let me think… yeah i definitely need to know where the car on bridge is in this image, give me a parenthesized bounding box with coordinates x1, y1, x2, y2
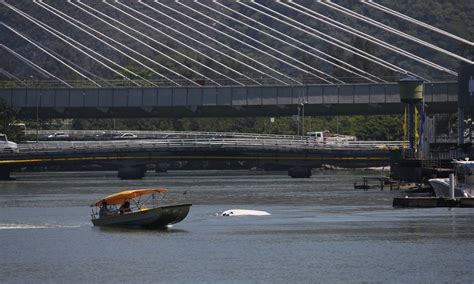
(0, 133, 19, 153)
(114, 133, 138, 139)
(47, 131, 70, 139)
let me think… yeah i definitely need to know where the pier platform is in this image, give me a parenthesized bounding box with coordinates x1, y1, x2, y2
(354, 176, 395, 191)
(393, 197, 474, 208)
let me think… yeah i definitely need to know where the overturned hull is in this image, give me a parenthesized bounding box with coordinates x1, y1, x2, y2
(92, 204, 192, 229)
(428, 178, 472, 198)
(221, 209, 271, 216)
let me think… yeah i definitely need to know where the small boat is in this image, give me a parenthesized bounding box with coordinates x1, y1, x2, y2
(428, 160, 474, 198)
(91, 189, 191, 229)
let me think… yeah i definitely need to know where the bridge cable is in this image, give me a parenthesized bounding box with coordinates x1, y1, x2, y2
(4, 10, 114, 87)
(32, 39, 113, 87)
(241, 1, 430, 81)
(194, 1, 344, 84)
(173, 0, 309, 85)
(321, 1, 472, 64)
(8, 33, 111, 87)
(10, 2, 153, 87)
(2, 2, 148, 87)
(108, 1, 244, 86)
(1, 23, 97, 87)
(73, 0, 214, 87)
(212, 1, 384, 83)
(115, 1, 260, 86)
(237, 1, 414, 80)
(138, 1, 284, 86)
(362, 0, 474, 47)
(0, 67, 29, 87)
(64, 1, 188, 87)
(84, 0, 222, 86)
(263, 1, 434, 79)
(151, 0, 294, 85)
(316, 1, 473, 69)
(35, 0, 178, 87)
(186, 1, 338, 84)
(283, 1, 458, 76)
(0, 44, 51, 80)
(0, 42, 73, 88)
(129, 3, 264, 87)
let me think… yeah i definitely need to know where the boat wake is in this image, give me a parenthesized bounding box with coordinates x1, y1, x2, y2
(0, 223, 81, 230)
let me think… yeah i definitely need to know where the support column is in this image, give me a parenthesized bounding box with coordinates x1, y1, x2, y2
(408, 103, 415, 151)
(118, 165, 147, 180)
(0, 166, 13, 181)
(398, 76, 424, 159)
(155, 162, 169, 173)
(458, 107, 465, 147)
(288, 167, 312, 178)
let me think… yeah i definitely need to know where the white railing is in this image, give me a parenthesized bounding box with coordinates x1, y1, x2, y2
(25, 129, 305, 140)
(15, 138, 405, 154)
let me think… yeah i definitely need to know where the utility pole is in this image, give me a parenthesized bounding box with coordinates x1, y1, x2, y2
(301, 102, 305, 136)
(36, 92, 41, 144)
(297, 104, 301, 136)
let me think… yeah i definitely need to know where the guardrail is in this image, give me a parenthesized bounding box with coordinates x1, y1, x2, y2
(25, 130, 304, 140)
(0, 76, 456, 88)
(14, 138, 406, 155)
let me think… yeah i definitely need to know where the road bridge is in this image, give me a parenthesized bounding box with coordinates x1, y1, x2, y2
(0, 81, 458, 118)
(0, 138, 397, 180)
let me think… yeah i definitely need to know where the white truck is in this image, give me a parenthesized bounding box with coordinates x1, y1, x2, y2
(0, 133, 19, 153)
(305, 131, 356, 144)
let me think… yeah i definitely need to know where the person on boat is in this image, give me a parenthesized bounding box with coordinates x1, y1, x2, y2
(119, 201, 131, 214)
(99, 201, 110, 218)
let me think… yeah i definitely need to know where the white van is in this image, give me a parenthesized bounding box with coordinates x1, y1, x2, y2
(305, 131, 325, 142)
(305, 131, 357, 144)
(0, 133, 19, 153)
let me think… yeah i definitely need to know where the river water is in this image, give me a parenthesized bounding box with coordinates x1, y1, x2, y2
(0, 170, 473, 283)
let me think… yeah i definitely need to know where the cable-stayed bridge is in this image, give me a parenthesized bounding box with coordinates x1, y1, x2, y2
(0, 0, 471, 118)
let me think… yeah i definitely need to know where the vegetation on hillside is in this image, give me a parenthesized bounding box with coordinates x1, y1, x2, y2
(69, 115, 405, 141)
(0, 100, 23, 141)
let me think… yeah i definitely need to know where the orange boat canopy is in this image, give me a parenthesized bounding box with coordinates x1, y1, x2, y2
(93, 189, 168, 206)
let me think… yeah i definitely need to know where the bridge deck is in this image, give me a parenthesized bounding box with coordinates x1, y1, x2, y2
(0, 82, 457, 118)
(0, 139, 396, 169)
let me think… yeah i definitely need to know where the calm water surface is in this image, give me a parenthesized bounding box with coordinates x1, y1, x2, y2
(0, 170, 473, 283)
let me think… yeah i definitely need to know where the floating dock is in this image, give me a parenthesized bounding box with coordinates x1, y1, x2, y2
(393, 197, 474, 208)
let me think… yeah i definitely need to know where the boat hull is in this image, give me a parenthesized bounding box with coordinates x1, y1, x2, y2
(428, 178, 470, 198)
(91, 204, 192, 229)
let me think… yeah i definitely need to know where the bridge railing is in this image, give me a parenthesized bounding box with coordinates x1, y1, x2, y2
(15, 138, 406, 154)
(25, 130, 408, 146)
(26, 129, 303, 141)
(0, 75, 457, 88)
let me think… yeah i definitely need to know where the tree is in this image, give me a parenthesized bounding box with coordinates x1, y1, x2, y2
(0, 99, 22, 142)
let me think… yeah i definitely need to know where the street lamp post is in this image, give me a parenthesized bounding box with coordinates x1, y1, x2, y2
(297, 104, 301, 136)
(301, 102, 305, 136)
(36, 92, 41, 143)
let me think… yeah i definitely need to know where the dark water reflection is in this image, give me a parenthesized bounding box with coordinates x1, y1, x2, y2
(1, 170, 473, 283)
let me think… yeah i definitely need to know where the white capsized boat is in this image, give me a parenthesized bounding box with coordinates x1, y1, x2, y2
(221, 209, 271, 216)
(428, 160, 474, 198)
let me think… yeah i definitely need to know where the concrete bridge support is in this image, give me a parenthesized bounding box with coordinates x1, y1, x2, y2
(118, 165, 147, 180)
(288, 167, 312, 178)
(0, 166, 13, 180)
(155, 162, 170, 173)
